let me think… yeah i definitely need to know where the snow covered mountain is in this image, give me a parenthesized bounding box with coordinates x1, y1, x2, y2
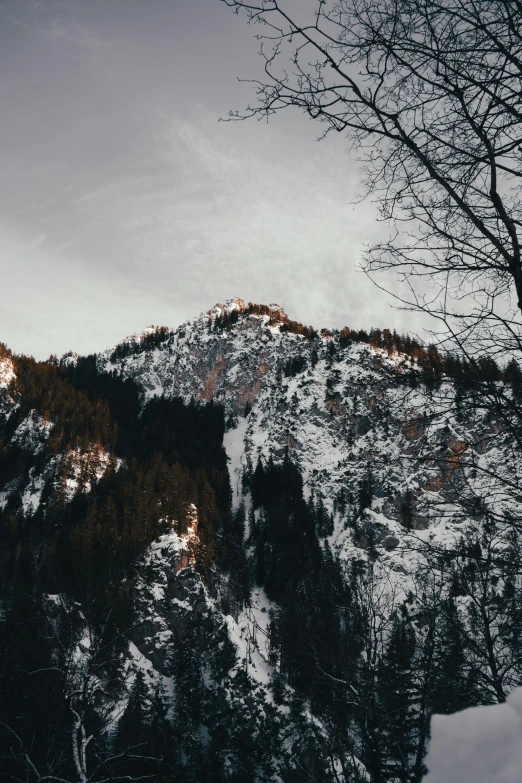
(97, 297, 519, 569)
(1, 298, 522, 782)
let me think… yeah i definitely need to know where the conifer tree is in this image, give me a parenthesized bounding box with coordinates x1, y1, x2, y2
(116, 669, 150, 752)
(379, 613, 417, 783)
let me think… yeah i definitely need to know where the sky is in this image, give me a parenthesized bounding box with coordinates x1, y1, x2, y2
(0, 0, 425, 359)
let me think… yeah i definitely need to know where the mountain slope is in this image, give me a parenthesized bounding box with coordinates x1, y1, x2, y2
(1, 299, 522, 782)
(98, 297, 521, 569)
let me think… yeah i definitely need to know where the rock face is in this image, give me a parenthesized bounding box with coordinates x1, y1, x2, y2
(131, 505, 207, 671)
(2, 297, 519, 634)
(97, 297, 521, 566)
(4, 296, 512, 562)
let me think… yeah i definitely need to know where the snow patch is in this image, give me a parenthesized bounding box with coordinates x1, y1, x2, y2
(60, 446, 115, 500)
(0, 356, 15, 389)
(425, 687, 522, 782)
(21, 468, 48, 515)
(12, 410, 53, 453)
(226, 587, 275, 686)
(224, 417, 249, 512)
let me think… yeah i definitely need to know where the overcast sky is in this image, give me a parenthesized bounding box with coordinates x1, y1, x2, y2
(0, 0, 425, 359)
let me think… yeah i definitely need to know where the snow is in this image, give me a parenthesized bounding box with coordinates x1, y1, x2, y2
(225, 587, 274, 686)
(15, 297, 522, 778)
(0, 356, 15, 389)
(425, 688, 522, 782)
(95, 298, 522, 597)
(123, 641, 175, 721)
(59, 351, 79, 367)
(223, 416, 249, 511)
(61, 446, 113, 500)
(130, 509, 202, 669)
(21, 468, 48, 515)
(12, 410, 54, 453)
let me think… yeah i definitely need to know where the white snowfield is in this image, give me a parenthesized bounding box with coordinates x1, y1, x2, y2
(425, 688, 522, 782)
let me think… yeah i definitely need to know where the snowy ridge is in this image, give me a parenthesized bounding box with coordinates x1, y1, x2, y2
(11, 409, 53, 452)
(0, 405, 117, 515)
(130, 504, 207, 668)
(126, 497, 335, 782)
(99, 297, 520, 574)
(0, 354, 17, 423)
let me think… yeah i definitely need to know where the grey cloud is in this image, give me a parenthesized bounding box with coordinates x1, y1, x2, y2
(0, 0, 429, 359)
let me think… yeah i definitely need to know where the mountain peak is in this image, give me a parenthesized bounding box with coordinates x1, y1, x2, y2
(207, 298, 247, 319)
(206, 298, 288, 322)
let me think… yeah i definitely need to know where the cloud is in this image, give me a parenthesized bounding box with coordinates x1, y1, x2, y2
(0, 3, 25, 27)
(0, 0, 432, 358)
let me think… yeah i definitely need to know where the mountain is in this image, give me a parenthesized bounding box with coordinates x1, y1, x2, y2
(1, 298, 522, 782)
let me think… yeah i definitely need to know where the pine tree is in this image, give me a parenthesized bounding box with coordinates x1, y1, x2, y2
(378, 613, 417, 783)
(431, 597, 479, 714)
(358, 466, 373, 515)
(116, 669, 150, 752)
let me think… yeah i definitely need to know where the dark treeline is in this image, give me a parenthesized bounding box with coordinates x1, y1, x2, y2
(340, 327, 517, 389)
(0, 352, 231, 603)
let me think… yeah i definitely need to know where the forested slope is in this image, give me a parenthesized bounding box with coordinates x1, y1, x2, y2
(1, 299, 522, 782)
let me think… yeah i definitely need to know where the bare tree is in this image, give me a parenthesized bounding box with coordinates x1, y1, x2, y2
(416, 511, 522, 704)
(221, 0, 522, 355)
(0, 595, 157, 783)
